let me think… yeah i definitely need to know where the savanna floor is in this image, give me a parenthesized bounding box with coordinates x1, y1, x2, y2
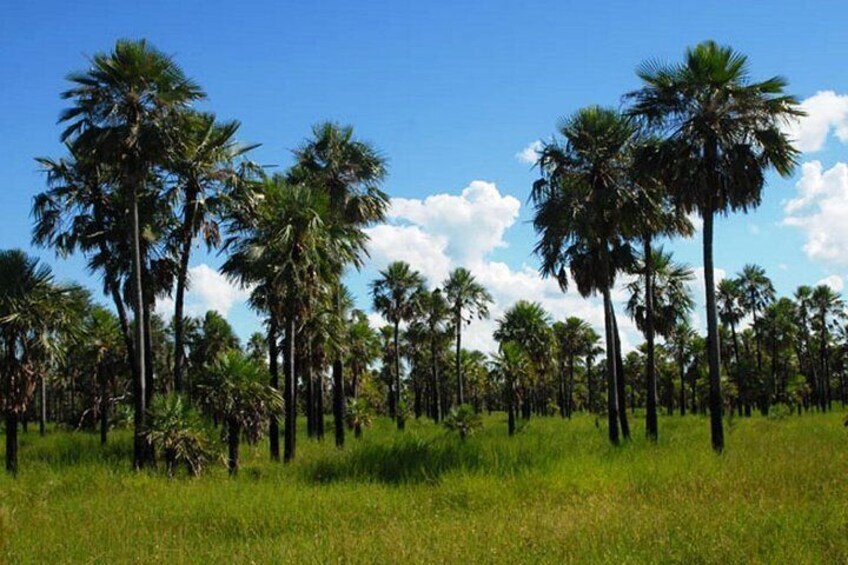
(1, 410, 847, 563)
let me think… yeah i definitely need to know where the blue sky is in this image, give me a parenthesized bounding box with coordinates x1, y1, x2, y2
(4, 1, 848, 351)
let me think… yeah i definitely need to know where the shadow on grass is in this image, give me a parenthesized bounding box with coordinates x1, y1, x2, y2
(304, 428, 563, 485)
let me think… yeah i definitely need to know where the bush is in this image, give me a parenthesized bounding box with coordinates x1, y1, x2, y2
(147, 394, 216, 478)
(443, 404, 483, 440)
(346, 399, 373, 438)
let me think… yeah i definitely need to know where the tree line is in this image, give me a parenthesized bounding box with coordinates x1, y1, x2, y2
(1, 38, 828, 476)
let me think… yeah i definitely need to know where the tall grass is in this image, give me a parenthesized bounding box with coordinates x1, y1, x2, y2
(1, 411, 846, 563)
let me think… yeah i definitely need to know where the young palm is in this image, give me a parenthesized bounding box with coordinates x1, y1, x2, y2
(58, 39, 204, 467)
(628, 41, 802, 452)
(417, 288, 451, 422)
(491, 341, 531, 436)
(532, 106, 637, 444)
(736, 264, 776, 404)
(370, 261, 426, 429)
(717, 278, 747, 413)
(443, 268, 492, 406)
(199, 351, 282, 476)
(810, 285, 844, 410)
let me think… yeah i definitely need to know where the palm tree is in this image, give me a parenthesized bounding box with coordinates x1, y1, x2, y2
(628, 41, 802, 452)
(417, 288, 451, 422)
(491, 341, 530, 436)
(552, 317, 593, 419)
(58, 39, 205, 467)
(199, 351, 282, 475)
(0, 250, 78, 474)
(166, 110, 257, 394)
(667, 320, 697, 416)
(371, 261, 425, 429)
(626, 246, 694, 426)
(345, 310, 380, 401)
(223, 175, 365, 461)
(494, 301, 553, 420)
(443, 268, 492, 407)
(717, 278, 747, 414)
(736, 264, 775, 410)
(532, 106, 637, 444)
(291, 122, 388, 448)
(810, 284, 844, 411)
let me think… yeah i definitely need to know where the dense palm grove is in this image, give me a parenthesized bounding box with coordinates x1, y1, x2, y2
(1, 38, 842, 478)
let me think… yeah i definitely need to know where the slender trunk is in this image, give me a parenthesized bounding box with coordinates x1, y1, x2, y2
(130, 188, 148, 470)
(567, 355, 575, 419)
(268, 314, 280, 461)
(394, 320, 403, 429)
(98, 362, 108, 445)
(172, 190, 199, 394)
(587, 357, 594, 414)
(332, 289, 345, 448)
(558, 360, 566, 419)
(40, 376, 47, 436)
(455, 309, 464, 406)
(679, 352, 686, 417)
(227, 417, 240, 476)
(431, 334, 441, 423)
(703, 205, 724, 453)
(612, 308, 630, 439)
(283, 306, 296, 463)
(5, 411, 18, 476)
(507, 378, 516, 436)
(643, 237, 658, 441)
(602, 288, 620, 445)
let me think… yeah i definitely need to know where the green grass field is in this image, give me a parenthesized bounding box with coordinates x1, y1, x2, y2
(1, 411, 847, 563)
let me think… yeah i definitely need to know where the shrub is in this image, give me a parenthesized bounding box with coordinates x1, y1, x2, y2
(147, 394, 216, 478)
(443, 404, 483, 440)
(345, 399, 373, 438)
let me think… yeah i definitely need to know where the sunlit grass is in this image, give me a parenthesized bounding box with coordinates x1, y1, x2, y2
(2, 411, 847, 563)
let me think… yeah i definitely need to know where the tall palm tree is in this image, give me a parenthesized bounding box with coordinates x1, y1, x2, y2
(736, 264, 775, 407)
(491, 341, 530, 436)
(443, 268, 492, 406)
(628, 144, 694, 439)
(717, 278, 747, 414)
(626, 247, 695, 420)
(0, 250, 78, 474)
(628, 41, 802, 452)
(291, 122, 388, 447)
(494, 301, 553, 420)
(370, 261, 425, 429)
(417, 288, 451, 422)
(532, 106, 637, 444)
(166, 110, 257, 394)
(552, 317, 592, 419)
(810, 284, 844, 411)
(667, 320, 698, 416)
(58, 39, 205, 467)
(223, 175, 365, 461)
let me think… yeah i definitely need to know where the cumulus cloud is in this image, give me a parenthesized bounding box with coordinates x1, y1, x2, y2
(816, 274, 844, 292)
(783, 161, 848, 264)
(783, 91, 848, 153)
(365, 180, 641, 353)
(515, 140, 542, 164)
(156, 264, 251, 319)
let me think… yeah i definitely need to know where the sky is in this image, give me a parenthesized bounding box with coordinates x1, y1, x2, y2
(3, 0, 848, 353)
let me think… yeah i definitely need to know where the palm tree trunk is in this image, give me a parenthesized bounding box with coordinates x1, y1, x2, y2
(612, 308, 630, 439)
(227, 416, 240, 476)
(394, 320, 403, 429)
(332, 288, 345, 448)
(602, 287, 620, 445)
(567, 355, 575, 419)
(40, 375, 47, 436)
(5, 410, 17, 476)
(431, 335, 441, 423)
(507, 378, 516, 436)
(703, 205, 725, 453)
(268, 314, 280, 461)
(172, 191, 199, 394)
(98, 361, 108, 445)
(643, 237, 658, 441)
(455, 310, 464, 406)
(283, 305, 296, 463)
(130, 188, 148, 470)
(558, 360, 566, 419)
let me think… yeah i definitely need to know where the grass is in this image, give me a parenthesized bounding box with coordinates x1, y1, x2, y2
(1, 411, 847, 563)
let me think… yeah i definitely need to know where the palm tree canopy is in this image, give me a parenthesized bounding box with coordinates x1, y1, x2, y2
(443, 268, 492, 324)
(627, 40, 802, 216)
(370, 261, 426, 325)
(626, 246, 695, 337)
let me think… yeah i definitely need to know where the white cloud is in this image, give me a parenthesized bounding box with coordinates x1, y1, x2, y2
(365, 180, 641, 354)
(687, 212, 703, 233)
(783, 91, 848, 153)
(816, 274, 844, 292)
(515, 140, 542, 164)
(155, 264, 251, 319)
(783, 161, 848, 264)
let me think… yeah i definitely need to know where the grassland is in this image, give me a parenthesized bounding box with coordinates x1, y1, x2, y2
(1, 411, 847, 563)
